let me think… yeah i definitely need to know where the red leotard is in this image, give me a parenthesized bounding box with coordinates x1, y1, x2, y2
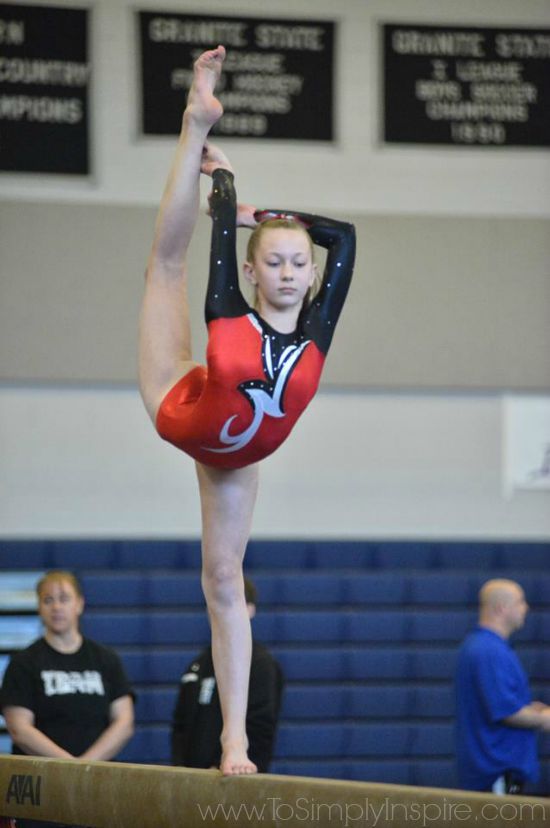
(156, 170, 355, 470)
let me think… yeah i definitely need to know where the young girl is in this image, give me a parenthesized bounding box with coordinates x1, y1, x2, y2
(139, 45, 355, 775)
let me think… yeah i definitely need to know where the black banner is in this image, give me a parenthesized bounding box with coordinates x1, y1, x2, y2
(139, 11, 334, 140)
(0, 3, 90, 174)
(383, 23, 550, 147)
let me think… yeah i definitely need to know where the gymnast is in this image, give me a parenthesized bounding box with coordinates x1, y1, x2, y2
(139, 45, 355, 775)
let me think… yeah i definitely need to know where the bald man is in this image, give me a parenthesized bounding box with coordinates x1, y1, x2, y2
(455, 579, 550, 793)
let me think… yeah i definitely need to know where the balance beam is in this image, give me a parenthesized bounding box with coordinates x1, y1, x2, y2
(1, 755, 548, 827)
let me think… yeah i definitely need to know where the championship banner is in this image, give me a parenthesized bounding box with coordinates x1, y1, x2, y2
(139, 11, 334, 140)
(383, 23, 550, 147)
(0, 3, 90, 174)
(503, 396, 550, 496)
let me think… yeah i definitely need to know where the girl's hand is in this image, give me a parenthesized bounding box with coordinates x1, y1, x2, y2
(206, 195, 257, 228)
(201, 141, 234, 176)
(236, 203, 258, 228)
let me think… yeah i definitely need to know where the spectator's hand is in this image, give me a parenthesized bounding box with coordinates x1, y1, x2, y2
(539, 709, 550, 731)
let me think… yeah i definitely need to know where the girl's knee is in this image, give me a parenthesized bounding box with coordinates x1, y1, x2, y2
(202, 561, 243, 609)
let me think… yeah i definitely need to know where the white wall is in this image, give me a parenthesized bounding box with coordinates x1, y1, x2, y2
(1, 0, 549, 217)
(1, 385, 549, 539)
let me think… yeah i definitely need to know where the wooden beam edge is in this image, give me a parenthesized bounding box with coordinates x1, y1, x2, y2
(1, 755, 548, 827)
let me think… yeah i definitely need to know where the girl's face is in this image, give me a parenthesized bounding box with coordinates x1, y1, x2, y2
(244, 227, 317, 318)
(38, 579, 84, 636)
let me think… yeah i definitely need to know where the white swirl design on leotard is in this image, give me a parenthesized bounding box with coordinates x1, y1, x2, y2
(203, 334, 310, 455)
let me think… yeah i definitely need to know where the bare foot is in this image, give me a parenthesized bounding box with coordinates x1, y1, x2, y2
(220, 745, 258, 776)
(185, 45, 225, 128)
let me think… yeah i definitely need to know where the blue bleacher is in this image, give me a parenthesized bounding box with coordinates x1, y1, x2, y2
(1, 538, 548, 794)
(81, 611, 210, 646)
(135, 688, 177, 723)
(435, 543, 501, 570)
(84, 608, 523, 647)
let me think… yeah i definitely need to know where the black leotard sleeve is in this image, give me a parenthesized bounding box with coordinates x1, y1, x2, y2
(256, 209, 356, 355)
(205, 168, 250, 324)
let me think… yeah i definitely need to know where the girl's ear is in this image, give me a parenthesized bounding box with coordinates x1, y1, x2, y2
(243, 261, 257, 286)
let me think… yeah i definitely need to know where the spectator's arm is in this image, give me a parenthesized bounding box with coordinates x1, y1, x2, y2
(503, 703, 550, 730)
(79, 695, 135, 761)
(3, 705, 73, 758)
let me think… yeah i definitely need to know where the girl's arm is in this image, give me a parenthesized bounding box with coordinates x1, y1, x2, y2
(204, 164, 251, 323)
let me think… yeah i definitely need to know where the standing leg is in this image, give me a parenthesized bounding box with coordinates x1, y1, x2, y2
(196, 461, 260, 775)
(138, 46, 226, 423)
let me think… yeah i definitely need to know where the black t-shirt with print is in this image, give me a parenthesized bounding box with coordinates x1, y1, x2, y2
(0, 637, 133, 756)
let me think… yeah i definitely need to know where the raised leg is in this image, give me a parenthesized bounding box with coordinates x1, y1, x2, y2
(195, 460, 260, 776)
(138, 46, 226, 423)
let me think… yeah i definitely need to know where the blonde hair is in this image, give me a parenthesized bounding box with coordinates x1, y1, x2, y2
(246, 219, 321, 307)
(36, 570, 83, 599)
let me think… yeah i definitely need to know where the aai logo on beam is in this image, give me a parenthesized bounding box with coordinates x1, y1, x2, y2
(5, 773, 42, 806)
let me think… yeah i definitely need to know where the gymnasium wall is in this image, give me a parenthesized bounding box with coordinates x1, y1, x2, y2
(1, 0, 549, 538)
(1, 204, 550, 389)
